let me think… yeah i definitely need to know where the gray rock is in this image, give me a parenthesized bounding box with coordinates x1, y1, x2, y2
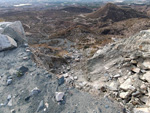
(119, 92, 131, 99)
(74, 76, 78, 80)
(36, 100, 44, 112)
(11, 109, 16, 113)
(0, 21, 26, 44)
(58, 76, 65, 86)
(142, 71, 150, 83)
(132, 90, 141, 97)
(18, 66, 28, 75)
(29, 87, 41, 96)
(130, 60, 137, 64)
(140, 96, 149, 103)
(63, 73, 69, 78)
(0, 103, 4, 108)
(7, 94, 12, 101)
(143, 60, 150, 69)
(55, 92, 64, 101)
(113, 74, 121, 78)
(132, 68, 140, 73)
(7, 99, 13, 106)
(133, 108, 150, 113)
(120, 78, 135, 91)
(0, 34, 17, 51)
(108, 81, 118, 91)
(7, 79, 12, 85)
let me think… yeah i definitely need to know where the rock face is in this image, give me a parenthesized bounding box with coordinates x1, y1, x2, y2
(87, 3, 148, 22)
(85, 29, 150, 111)
(0, 34, 17, 51)
(87, 29, 150, 82)
(0, 21, 125, 113)
(0, 21, 26, 44)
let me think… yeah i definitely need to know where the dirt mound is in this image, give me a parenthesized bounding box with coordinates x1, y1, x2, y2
(87, 3, 148, 22)
(61, 6, 93, 13)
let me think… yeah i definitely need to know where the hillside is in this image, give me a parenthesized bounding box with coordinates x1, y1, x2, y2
(87, 3, 148, 22)
(0, 21, 124, 113)
(61, 6, 93, 13)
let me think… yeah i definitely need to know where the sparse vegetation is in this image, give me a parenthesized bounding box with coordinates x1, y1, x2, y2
(16, 71, 23, 77)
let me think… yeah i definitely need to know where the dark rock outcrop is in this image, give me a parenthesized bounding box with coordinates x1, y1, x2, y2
(87, 3, 148, 22)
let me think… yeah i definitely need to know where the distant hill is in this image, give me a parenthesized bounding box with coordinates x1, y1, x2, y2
(61, 7, 93, 13)
(87, 3, 148, 22)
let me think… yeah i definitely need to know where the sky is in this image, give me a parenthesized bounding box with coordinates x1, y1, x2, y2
(0, 0, 147, 3)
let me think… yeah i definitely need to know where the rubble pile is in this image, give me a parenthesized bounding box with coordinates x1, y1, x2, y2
(72, 29, 150, 112)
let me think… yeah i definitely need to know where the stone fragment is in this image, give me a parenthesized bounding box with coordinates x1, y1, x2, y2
(78, 81, 87, 87)
(30, 87, 41, 96)
(23, 57, 28, 60)
(58, 76, 65, 86)
(74, 76, 78, 80)
(140, 84, 147, 90)
(63, 73, 69, 78)
(131, 60, 137, 64)
(45, 103, 49, 108)
(7, 95, 12, 101)
(7, 79, 12, 85)
(146, 98, 150, 107)
(36, 100, 44, 112)
(8, 99, 12, 106)
(120, 78, 135, 91)
(142, 71, 150, 83)
(11, 109, 16, 113)
(55, 92, 64, 101)
(75, 58, 80, 62)
(108, 81, 118, 91)
(140, 96, 149, 103)
(113, 74, 121, 78)
(25, 87, 41, 101)
(119, 92, 130, 99)
(132, 68, 140, 73)
(18, 66, 28, 75)
(143, 60, 150, 69)
(65, 77, 73, 84)
(132, 90, 141, 97)
(0, 103, 4, 107)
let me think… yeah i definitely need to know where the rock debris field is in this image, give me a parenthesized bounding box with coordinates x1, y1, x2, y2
(2, 20, 150, 113)
(0, 21, 124, 113)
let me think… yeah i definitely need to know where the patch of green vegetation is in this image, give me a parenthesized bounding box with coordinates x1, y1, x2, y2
(16, 71, 23, 77)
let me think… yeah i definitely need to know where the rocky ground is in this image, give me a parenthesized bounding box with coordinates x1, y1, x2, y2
(70, 29, 150, 113)
(1, 3, 150, 113)
(0, 22, 125, 113)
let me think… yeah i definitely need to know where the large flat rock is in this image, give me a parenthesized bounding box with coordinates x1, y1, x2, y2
(0, 21, 26, 44)
(0, 34, 17, 51)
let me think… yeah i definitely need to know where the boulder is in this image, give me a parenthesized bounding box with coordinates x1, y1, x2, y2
(0, 21, 26, 44)
(0, 34, 17, 51)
